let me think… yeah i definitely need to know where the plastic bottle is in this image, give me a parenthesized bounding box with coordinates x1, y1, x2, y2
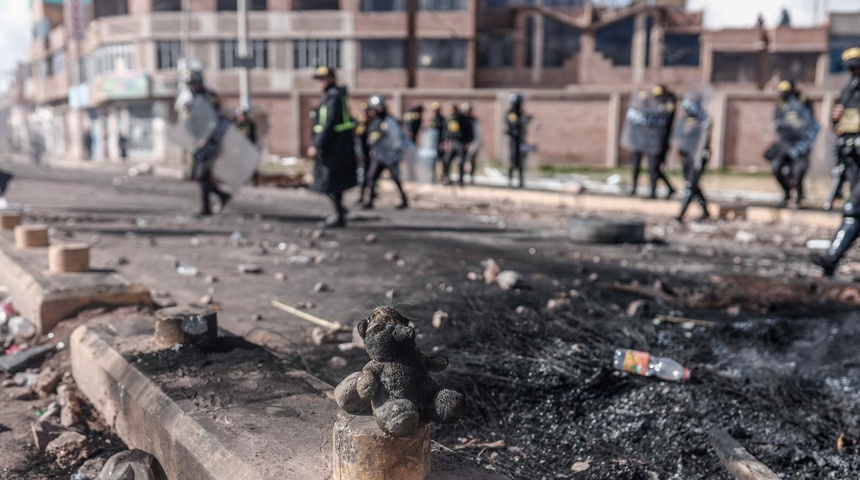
(613, 349, 690, 382)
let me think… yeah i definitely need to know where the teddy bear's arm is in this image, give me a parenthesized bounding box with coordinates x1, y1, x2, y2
(356, 362, 381, 400)
(418, 349, 449, 373)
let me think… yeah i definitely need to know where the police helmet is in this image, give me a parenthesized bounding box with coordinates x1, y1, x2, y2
(184, 70, 204, 86)
(509, 93, 523, 109)
(313, 65, 336, 80)
(460, 102, 473, 114)
(651, 84, 667, 97)
(430, 101, 441, 110)
(777, 80, 796, 93)
(843, 47, 860, 69)
(369, 95, 386, 111)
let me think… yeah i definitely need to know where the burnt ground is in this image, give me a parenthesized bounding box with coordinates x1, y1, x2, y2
(1, 161, 860, 479)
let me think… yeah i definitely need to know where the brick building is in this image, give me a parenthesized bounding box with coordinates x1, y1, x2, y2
(10, 0, 860, 174)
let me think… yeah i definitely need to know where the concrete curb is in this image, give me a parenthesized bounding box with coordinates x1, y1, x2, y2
(71, 317, 507, 480)
(0, 233, 152, 333)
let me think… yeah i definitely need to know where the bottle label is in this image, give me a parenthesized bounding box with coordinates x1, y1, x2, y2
(623, 350, 650, 376)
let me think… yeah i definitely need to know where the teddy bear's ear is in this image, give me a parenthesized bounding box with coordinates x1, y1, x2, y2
(357, 317, 370, 339)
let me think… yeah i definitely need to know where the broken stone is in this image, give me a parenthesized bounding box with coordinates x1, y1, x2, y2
(466, 272, 480, 282)
(33, 368, 63, 397)
(588, 272, 599, 282)
(311, 229, 326, 239)
(626, 299, 650, 319)
(46, 431, 90, 467)
(296, 301, 315, 309)
(384, 251, 399, 262)
(77, 456, 106, 479)
(364, 234, 377, 243)
(330, 356, 348, 368)
(312, 326, 340, 346)
(726, 304, 742, 317)
(252, 314, 263, 321)
(432, 310, 448, 329)
(313, 282, 329, 293)
(238, 263, 262, 274)
(314, 254, 327, 264)
(496, 270, 522, 291)
(515, 306, 528, 315)
(205, 275, 219, 284)
(396, 259, 407, 267)
(154, 307, 218, 349)
(483, 260, 501, 285)
(32, 420, 64, 452)
(274, 272, 286, 282)
(99, 449, 163, 480)
(546, 299, 569, 310)
(58, 384, 82, 428)
(198, 294, 215, 306)
(13, 371, 38, 387)
(734, 230, 757, 244)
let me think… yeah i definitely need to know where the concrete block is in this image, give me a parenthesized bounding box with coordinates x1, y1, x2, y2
(0, 232, 153, 333)
(49, 243, 90, 273)
(154, 306, 218, 348)
(333, 412, 431, 480)
(15, 224, 49, 247)
(0, 211, 21, 230)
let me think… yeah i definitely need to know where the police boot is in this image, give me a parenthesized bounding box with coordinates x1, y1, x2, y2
(676, 188, 693, 222)
(812, 215, 860, 276)
(696, 194, 710, 220)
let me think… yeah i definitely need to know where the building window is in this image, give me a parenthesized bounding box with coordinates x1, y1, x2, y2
(419, 0, 466, 11)
(418, 39, 467, 69)
(477, 34, 513, 68)
(770, 52, 818, 83)
(152, 0, 182, 11)
(128, 105, 155, 152)
(830, 35, 860, 73)
(156, 41, 182, 70)
(360, 39, 405, 69)
(79, 57, 93, 83)
(219, 40, 269, 69)
(543, 17, 580, 67)
(663, 34, 700, 67)
(594, 15, 634, 66)
(93, 0, 129, 19)
(361, 0, 405, 11)
(293, 0, 338, 9)
(217, 0, 268, 10)
(51, 52, 65, 76)
(94, 44, 135, 74)
(294, 39, 341, 69)
(712, 52, 759, 83)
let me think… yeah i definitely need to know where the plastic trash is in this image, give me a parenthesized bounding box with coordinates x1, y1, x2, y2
(806, 239, 832, 250)
(613, 348, 690, 382)
(8, 316, 36, 339)
(176, 262, 199, 277)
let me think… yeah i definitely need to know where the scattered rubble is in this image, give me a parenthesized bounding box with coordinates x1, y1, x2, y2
(46, 431, 90, 467)
(432, 310, 448, 329)
(496, 270, 522, 291)
(238, 263, 262, 274)
(313, 282, 329, 293)
(482, 259, 501, 285)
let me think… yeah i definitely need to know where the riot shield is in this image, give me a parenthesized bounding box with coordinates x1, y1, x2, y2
(774, 97, 815, 142)
(167, 96, 261, 190)
(412, 127, 438, 184)
(620, 90, 674, 155)
(671, 86, 714, 163)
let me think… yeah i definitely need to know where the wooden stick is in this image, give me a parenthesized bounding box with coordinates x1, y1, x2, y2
(707, 427, 781, 480)
(654, 315, 719, 329)
(612, 282, 677, 305)
(271, 300, 349, 332)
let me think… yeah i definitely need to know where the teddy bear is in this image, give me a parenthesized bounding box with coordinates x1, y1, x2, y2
(334, 306, 465, 437)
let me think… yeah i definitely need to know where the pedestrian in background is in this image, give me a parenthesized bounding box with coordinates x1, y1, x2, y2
(442, 102, 473, 186)
(461, 102, 480, 185)
(307, 66, 357, 228)
(235, 107, 260, 185)
(82, 129, 93, 160)
(363, 95, 409, 210)
(629, 85, 677, 199)
(354, 101, 374, 206)
(505, 93, 530, 188)
(403, 104, 423, 144)
(765, 80, 818, 208)
(118, 133, 128, 160)
(812, 47, 860, 276)
(430, 102, 446, 182)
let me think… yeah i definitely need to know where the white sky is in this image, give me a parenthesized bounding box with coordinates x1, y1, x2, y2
(0, 0, 858, 92)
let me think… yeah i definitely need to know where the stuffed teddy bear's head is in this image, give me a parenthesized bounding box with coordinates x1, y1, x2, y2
(357, 307, 416, 362)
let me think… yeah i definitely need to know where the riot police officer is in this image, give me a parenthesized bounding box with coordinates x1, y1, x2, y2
(354, 102, 374, 205)
(183, 70, 232, 216)
(430, 102, 446, 182)
(0, 168, 11, 199)
(442, 102, 474, 186)
(629, 85, 677, 199)
(403, 104, 424, 144)
(674, 93, 711, 222)
(461, 102, 481, 185)
(812, 47, 860, 276)
(235, 107, 260, 185)
(505, 93, 529, 188)
(766, 80, 818, 208)
(363, 95, 409, 210)
(307, 66, 358, 228)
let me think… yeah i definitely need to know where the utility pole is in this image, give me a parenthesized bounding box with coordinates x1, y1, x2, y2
(238, 0, 251, 110)
(406, 0, 417, 89)
(181, 0, 190, 64)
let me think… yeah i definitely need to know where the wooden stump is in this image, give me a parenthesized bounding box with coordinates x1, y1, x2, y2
(49, 243, 90, 273)
(154, 307, 218, 349)
(333, 412, 431, 480)
(0, 212, 21, 230)
(15, 224, 49, 248)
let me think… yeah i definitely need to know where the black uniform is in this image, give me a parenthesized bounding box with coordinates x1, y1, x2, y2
(813, 61, 860, 276)
(462, 113, 480, 184)
(0, 169, 11, 197)
(505, 106, 528, 188)
(431, 108, 446, 182)
(354, 115, 372, 204)
(768, 91, 816, 206)
(631, 91, 677, 199)
(190, 88, 232, 216)
(442, 110, 473, 185)
(364, 113, 408, 209)
(311, 85, 358, 226)
(403, 105, 423, 143)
